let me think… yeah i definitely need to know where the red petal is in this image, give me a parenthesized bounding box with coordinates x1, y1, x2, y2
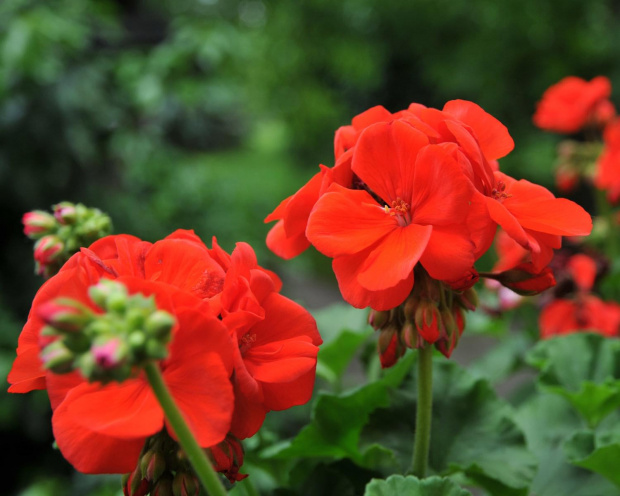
(249, 292, 322, 346)
(484, 196, 532, 249)
(443, 100, 514, 160)
(332, 251, 415, 310)
(357, 224, 433, 291)
(410, 144, 473, 225)
(266, 220, 311, 260)
(163, 309, 235, 447)
(261, 367, 317, 410)
(63, 381, 163, 438)
(419, 225, 475, 281)
(352, 120, 429, 203)
(52, 395, 144, 474)
(306, 185, 397, 257)
(505, 198, 592, 236)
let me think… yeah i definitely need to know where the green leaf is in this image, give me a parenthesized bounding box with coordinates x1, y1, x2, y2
(526, 333, 620, 427)
(565, 430, 620, 488)
(364, 360, 536, 495)
(261, 352, 415, 464)
(468, 332, 532, 385)
(312, 304, 370, 344)
(364, 475, 472, 496)
(515, 392, 619, 496)
(316, 327, 373, 385)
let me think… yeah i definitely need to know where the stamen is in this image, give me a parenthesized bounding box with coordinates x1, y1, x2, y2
(491, 181, 512, 201)
(385, 197, 411, 226)
(239, 333, 257, 355)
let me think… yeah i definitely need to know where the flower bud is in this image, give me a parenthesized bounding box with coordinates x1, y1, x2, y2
(22, 210, 56, 238)
(145, 311, 175, 340)
(92, 337, 128, 370)
(172, 472, 199, 496)
(152, 476, 174, 496)
(123, 465, 151, 496)
(491, 263, 556, 295)
(206, 434, 248, 483)
(53, 202, 78, 225)
(34, 235, 64, 276)
(368, 309, 390, 330)
(140, 450, 167, 483)
(377, 325, 405, 369)
(40, 340, 74, 374)
(402, 321, 422, 350)
(414, 302, 441, 344)
(38, 299, 93, 333)
(456, 287, 479, 312)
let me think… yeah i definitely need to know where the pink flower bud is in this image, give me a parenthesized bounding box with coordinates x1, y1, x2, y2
(22, 210, 56, 238)
(53, 202, 78, 225)
(38, 300, 91, 333)
(92, 337, 127, 370)
(34, 235, 64, 267)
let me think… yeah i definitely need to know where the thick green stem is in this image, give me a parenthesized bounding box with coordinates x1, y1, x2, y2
(144, 362, 228, 496)
(411, 345, 433, 478)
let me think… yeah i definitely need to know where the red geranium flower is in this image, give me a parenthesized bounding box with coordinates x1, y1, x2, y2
(533, 76, 615, 134)
(595, 118, 620, 204)
(265, 100, 514, 264)
(9, 230, 321, 472)
(306, 120, 477, 310)
(484, 171, 592, 272)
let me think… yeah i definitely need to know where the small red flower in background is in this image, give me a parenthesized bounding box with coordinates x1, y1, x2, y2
(538, 253, 619, 339)
(540, 296, 620, 338)
(533, 76, 615, 134)
(594, 118, 620, 203)
(8, 230, 321, 473)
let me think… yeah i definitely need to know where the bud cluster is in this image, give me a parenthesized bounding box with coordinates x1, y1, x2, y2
(554, 140, 604, 193)
(23, 202, 112, 277)
(123, 430, 246, 496)
(369, 268, 478, 368)
(40, 279, 175, 383)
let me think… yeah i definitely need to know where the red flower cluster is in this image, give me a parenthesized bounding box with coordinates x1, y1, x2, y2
(533, 76, 615, 134)
(8, 230, 321, 475)
(595, 118, 620, 203)
(539, 254, 620, 338)
(266, 100, 592, 313)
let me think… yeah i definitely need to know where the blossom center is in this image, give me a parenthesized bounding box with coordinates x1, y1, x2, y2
(384, 197, 411, 226)
(239, 332, 257, 355)
(491, 181, 511, 201)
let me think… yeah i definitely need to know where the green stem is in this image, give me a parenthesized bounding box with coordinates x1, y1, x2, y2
(411, 345, 433, 478)
(144, 362, 228, 496)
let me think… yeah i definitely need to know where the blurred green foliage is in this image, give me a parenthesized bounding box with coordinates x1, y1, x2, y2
(2, 0, 620, 494)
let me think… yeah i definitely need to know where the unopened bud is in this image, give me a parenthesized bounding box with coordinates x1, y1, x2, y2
(38, 299, 92, 333)
(53, 202, 78, 225)
(40, 340, 74, 373)
(145, 311, 175, 339)
(92, 337, 128, 370)
(172, 472, 199, 496)
(34, 235, 64, 276)
(22, 210, 57, 238)
(140, 450, 166, 482)
(377, 325, 405, 369)
(457, 287, 478, 312)
(402, 321, 422, 349)
(152, 476, 174, 496)
(368, 309, 390, 330)
(414, 302, 441, 344)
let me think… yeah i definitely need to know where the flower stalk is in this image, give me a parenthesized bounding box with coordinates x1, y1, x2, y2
(411, 344, 433, 478)
(144, 361, 228, 496)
